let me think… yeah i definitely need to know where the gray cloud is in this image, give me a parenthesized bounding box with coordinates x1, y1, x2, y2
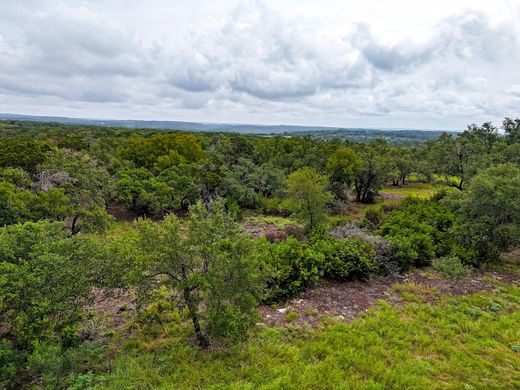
(0, 1, 519, 128)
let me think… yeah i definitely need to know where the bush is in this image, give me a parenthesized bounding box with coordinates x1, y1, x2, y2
(284, 224, 305, 241)
(329, 223, 397, 274)
(313, 237, 377, 281)
(265, 230, 287, 243)
(387, 236, 418, 271)
(432, 256, 472, 281)
(0, 340, 17, 388)
(257, 237, 324, 303)
(377, 198, 454, 266)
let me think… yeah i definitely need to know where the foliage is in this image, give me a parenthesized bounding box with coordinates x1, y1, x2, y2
(386, 235, 418, 271)
(131, 200, 261, 346)
(328, 223, 397, 274)
(432, 256, 472, 281)
(313, 237, 377, 281)
(286, 167, 333, 231)
(353, 141, 393, 203)
(378, 198, 455, 265)
(444, 163, 520, 264)
(257, 237, 324, 303)
(0, 118, 520, 387)
(98, 285, 520, 389)
(326, 146, 360, 200)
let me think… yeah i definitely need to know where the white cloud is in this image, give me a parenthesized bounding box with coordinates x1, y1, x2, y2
(0, 0, 519, 128)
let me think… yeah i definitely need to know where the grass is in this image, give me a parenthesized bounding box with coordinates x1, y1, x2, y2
(96, 284, 520, 389)
(381, 181, 437, 199)
(243, 214, 298, 229)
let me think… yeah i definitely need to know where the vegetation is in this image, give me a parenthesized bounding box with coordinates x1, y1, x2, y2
(0, 118, 519, 388)
(99, 284, 520, 389)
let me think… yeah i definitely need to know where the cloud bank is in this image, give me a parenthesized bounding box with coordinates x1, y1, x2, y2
(0, 0, 519, 128)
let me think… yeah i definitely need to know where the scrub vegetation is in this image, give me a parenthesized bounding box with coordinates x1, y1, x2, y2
(0, 118, 519, 389)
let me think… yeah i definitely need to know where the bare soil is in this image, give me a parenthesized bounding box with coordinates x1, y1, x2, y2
(258, 268, 520, 327)
(84, 288, 135, 332)
(241, 221, 283, 238)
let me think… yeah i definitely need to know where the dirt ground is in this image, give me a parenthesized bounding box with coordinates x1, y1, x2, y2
(258, 268, 520, 327)
(84, 254, 519, 331)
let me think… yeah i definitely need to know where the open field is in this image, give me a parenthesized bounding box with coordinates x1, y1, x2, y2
(381, 181, 437, 199)
(97, 269, 520, 389)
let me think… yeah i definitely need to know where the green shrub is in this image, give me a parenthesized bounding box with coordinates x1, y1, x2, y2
(432, 256, 472, 281)
(387, 236, 418, 271)
(0, 340, 17, 388)
(377, 198, 454, 266)
(257, 237, 324, 303)
(313, 237, 377, 281)
(27, 339, 106, 389)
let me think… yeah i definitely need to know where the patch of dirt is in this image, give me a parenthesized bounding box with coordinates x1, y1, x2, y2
(84, 288, 136, 332)
(258, 268, 520, 327)
(241, 222, 282, 238)
(379, 191, 406, 201)
(106, 203, 140, 222)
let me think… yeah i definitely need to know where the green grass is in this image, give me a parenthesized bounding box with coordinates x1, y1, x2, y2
(381, 182, 437, 199)
(97, 284, 520, 389)
(243, 214, 298, 229)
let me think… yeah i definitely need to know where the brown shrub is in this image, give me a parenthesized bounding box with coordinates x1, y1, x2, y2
(265, 230, 287, 243)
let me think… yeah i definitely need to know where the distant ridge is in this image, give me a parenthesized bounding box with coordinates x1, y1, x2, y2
(0, 113, 455, 135)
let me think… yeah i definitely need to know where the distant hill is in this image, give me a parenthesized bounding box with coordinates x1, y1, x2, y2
(0, 113, 457, 144)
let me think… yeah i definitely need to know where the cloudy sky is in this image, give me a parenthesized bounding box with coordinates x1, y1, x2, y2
(1, 0, 519, 129)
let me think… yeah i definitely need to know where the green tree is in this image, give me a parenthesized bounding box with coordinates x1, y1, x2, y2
(445, 163, 520, 263)
(38, 149, 112, 234)
(353, 142, 392, 203)
(502, 117, 520, 145)
(287, 167, 333, 231)
(327, 147, 361, 200)
(132, 200, 260, 347)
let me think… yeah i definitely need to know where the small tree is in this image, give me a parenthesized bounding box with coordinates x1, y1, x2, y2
(326, 147, 360, 200)
(287, 167, 333, 231)
(503, 117, 520, 145)
(445, 163, 520, 263)
(133, 200, 260, 347)
(353, 142, 392, 203)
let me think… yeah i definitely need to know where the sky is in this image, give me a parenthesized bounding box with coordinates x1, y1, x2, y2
(1, 0, 519, 130)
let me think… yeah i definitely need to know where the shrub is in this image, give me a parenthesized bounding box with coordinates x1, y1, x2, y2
(432, 256, 472, 281)
(329, 223, 397, 274)
(284, 224, 305, 241)
(377, 198, 454, 266)
(257, 237, 324, 303)
(387, 236, 418, 271)
(313, 237, 377, 281)
(265, 230, 287, 243)
(364, 207, 382, 228)
(0, 340, 17, 388)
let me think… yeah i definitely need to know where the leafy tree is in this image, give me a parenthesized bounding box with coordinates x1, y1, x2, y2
(503, 117, 520, 145)
(0, 137, 49, 173)
(353, 142, 392, 203)
(38, 149, 112, 234)
(287, 167, 333, 231)
(445, 163, 520, 263)
(464, 122, 499, 153)
(327, 147, 360, 200)
(425, 132, 485, 190)
(131, 200, 260, 347)
(389, 148, 415, 186)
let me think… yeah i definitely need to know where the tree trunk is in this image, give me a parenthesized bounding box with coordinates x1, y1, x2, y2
(183, 287, 210, 348)
(70, 214, 80, 236)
